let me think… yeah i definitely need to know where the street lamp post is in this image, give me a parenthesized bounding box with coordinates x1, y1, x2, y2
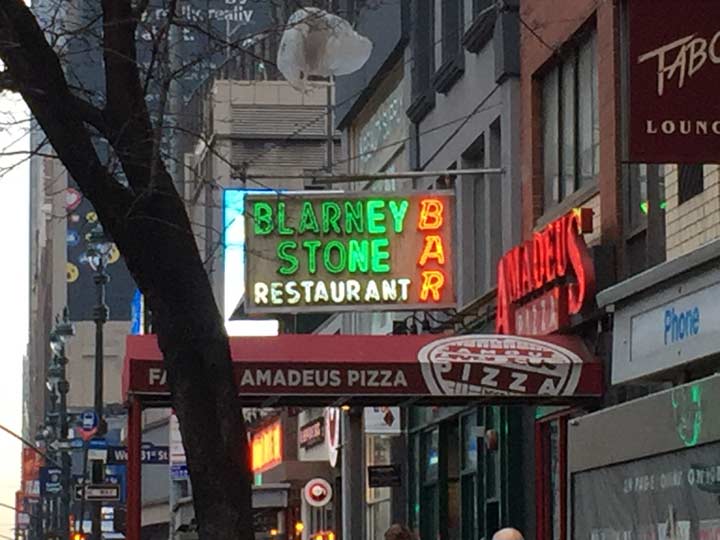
(49, 309, 74, 540)
(86, 225, 112, 540)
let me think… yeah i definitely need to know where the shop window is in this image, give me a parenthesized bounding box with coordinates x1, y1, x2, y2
(481, 406, 502, 536)
(407, 0, 435, 123)
(678, 164, 704, 204)
(541, 32, 599, 210)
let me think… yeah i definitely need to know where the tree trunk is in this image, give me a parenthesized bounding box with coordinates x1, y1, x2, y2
(0, 2, 254, 539)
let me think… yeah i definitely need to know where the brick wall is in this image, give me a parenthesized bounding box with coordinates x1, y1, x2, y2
(665, 165, 720, 260)
(520, 0, 621, 251)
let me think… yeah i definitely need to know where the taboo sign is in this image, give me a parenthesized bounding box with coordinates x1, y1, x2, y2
(123, 334, 603, 405)
(496, 209, 595, 335)
(243, 192, 455, 313)
(629, 0, 720, 163)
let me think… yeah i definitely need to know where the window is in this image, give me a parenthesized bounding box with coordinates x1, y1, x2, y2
(463, 0, 495, 53)
(407, 0, 435, 122)
(433, 0, 464, 93)
(678, 164, 704, 204)
(542, 32, 599, 209)
(626, 164, 666, 275)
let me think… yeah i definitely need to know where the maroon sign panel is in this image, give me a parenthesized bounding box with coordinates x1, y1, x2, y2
(629, 0, 720, 163)
(123, 334, 603, 405)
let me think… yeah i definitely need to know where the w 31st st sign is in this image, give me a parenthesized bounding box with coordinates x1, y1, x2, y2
(107, 443, 169, 465)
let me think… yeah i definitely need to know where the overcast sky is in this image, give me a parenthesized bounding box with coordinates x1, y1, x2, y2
(0, 93, 29, 538)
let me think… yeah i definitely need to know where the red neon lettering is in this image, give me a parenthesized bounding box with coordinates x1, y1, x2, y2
(532, 233, 545, 289)
(418, 199, 444, 230)
(420, 270, 445, 301)
(566, 213, 596, 314)
(495, 210, 596, 334)
(418, 235, 445, 266)
(544, 225, 557, 282)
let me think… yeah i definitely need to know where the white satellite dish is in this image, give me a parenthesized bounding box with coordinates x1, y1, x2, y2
(277, 7, 373, 91)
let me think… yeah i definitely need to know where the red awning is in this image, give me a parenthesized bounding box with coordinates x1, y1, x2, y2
(123, 333, 603, 406)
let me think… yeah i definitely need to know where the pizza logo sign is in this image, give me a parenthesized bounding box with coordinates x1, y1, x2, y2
(417, 335, 584, 397)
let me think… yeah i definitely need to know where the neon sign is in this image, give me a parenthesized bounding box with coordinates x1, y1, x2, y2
(251, 421, 282, 473)
(244, 192, 455, 313)
(496, 209, 596, 334)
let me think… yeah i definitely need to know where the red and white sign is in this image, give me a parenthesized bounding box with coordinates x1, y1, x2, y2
(418, 335, 587, 398)
(496, 209, 595, 335)
(123, 333, 602, 404)
(325, 408, 340, 467)
(628, 0, 720, 163)
(303, 478, 332, 507)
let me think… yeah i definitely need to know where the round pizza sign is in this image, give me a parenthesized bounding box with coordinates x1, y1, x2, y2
(417, 335, 585, 397)
(303, 478, 333, 507)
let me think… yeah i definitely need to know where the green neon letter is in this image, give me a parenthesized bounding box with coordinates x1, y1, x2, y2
(366, 199, 386, 234)
(321, 202, 342, 234)
(370, 238, 390, 272)
(298, 201, 320, 234)
(277, 202, 294, 235)
(253, 202, 274, 235)
(277, 241, 299, 275)
(302, 240, 322, 274)
(388, 200, 409, 233)
(344, 201, 364, 233)
(323, 241, 347, 274)
(348, 239, 370, 273)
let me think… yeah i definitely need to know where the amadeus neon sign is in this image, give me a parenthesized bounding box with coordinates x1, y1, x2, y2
(244, 192, 456, 312)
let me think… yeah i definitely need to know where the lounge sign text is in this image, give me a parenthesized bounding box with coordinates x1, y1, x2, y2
(496, 209, 595, 335)
(243, 192, 455, 313)
(629, 0, 720, 163)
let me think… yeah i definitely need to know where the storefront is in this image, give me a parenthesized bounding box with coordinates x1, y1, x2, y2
(572, 238, 720, 538)
(570, 374, 720, 539)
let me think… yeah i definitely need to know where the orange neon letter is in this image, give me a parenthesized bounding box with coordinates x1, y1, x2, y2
(420, 270, 445, 301)
(418, 198, 444, 230)
(418, 235, 445, 266)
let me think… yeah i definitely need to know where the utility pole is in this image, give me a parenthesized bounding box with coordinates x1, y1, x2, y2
(86, 225, 112, 540)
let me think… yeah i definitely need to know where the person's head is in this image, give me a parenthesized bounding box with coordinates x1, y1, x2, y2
(384, 524, 414, 540)
(492, 528, 524, 540)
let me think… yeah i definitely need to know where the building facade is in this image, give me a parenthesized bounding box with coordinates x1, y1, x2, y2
(519, 0, 720, 538)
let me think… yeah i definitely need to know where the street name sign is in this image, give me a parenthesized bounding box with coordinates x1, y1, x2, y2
(73, 484, 121, 502)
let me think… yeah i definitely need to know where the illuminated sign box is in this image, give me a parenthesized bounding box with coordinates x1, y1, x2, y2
(244, 192, 456, 313)
(251, 421, 282, 473)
